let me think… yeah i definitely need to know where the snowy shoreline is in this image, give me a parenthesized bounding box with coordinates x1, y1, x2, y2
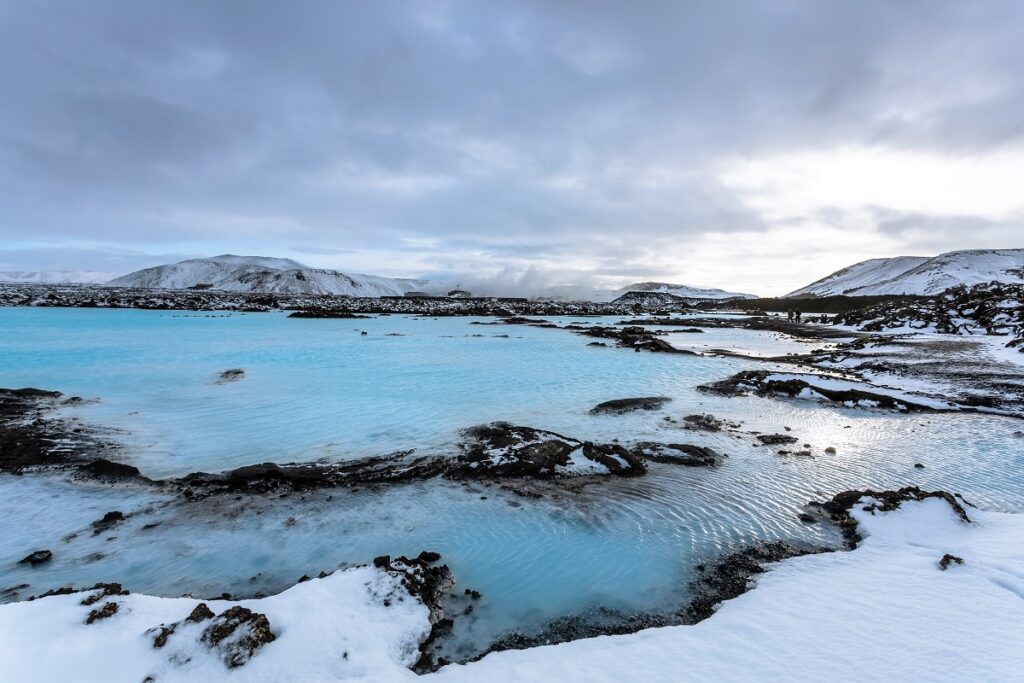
(3, 491, 1022, 682)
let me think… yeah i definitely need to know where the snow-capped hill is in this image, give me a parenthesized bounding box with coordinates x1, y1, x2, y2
(786, 256, 930, 298)
(788, 249, 1024, 297)
(0, 271, 115, 284)
(108, 255, 430, 296)
(614, 282, 757, 301)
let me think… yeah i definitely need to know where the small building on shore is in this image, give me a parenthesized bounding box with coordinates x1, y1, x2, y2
(404, 291, 431, 298)
(447, 289, 472, 298)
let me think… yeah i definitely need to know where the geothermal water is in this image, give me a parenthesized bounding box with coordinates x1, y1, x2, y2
(2, 307, 1023, 659)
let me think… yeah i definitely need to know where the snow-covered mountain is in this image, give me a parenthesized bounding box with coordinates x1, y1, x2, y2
(612, 281, 757, 301)
(787, 249, 1024, 298)
(0, 271, 115, 284)
(109, 255, 431, 296)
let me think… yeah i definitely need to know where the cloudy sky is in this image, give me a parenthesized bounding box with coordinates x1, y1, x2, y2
(2, 0, 1022, 295)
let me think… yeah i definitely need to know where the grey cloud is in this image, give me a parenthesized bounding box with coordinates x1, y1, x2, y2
(1, 0, 1022, 291)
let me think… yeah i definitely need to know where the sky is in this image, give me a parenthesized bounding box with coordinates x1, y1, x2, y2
(2, 0, 1023, 296)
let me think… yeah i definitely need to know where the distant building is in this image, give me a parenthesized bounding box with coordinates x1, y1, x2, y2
(447, 289, 472, 298)
(187, 283, 214, 290)
(404, 291, 431, 298)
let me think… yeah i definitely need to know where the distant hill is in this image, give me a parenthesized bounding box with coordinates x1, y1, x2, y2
(612, 282, 757, 301)
(108, 255, 431, 296)
(0, 271, 115, 284)
(787, 249, 1024, 298)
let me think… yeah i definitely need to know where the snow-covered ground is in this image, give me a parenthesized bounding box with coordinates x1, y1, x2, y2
(4, 496, 1021, 682)
(787, 248, 1024, 297)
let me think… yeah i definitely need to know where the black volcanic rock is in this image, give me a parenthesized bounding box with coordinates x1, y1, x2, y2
(590, 397, 672, 414)
(17, 550, 53, 566)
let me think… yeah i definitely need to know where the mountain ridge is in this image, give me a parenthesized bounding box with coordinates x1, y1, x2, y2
(787, 248, 1024, 297)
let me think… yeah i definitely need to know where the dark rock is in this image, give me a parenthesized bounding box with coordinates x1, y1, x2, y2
(686, 542, 826, 621)
(91, 510, 125, 534)
(589, 397, 672, 414)
(201, 606, 277, 668)
(810, 487, 972, 548)
(417, 551, 442, 564)
(218, 368, 245, 382)
(373, 555, 391, 568)
(756, 433, 798, 445)
(188, 602, 215, 622)
(85, 601, 119, 624)
(629, 442, 724, 467)
(77, 458, 145, 481)
(681, 414, 738, 432)
(80, 582, 129, 606)
(938, 553, 964, 570)
(700, 370, 938, 412)
(914, 463, 925, 469)
(798, 513, 817, 523)
(17, 550, 53, 566)
(287, 310, 372, 319)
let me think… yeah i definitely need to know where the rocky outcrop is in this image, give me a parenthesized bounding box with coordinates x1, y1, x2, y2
(699, 370, 939, 412)
(17, 550, 52, 566)
(147, 602, 276, 668)
(589, 397, 672, 414)
(0, 388, 122, 474)
(573, 325, 698, 354)
(809, 486, 972, 547)
(833, 282, 1024, 352)
(628, 442, 724, 467)
(287, 310, 372, 318)
(217, 368, 245, 382)
(681, 414, 739, 432)
(451, 423, 647, 478)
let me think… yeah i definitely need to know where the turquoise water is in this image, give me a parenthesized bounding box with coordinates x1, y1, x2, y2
(2, 307, 1023, 658)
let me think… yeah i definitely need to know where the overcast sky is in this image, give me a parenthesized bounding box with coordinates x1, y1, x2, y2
(2, 0, 1023, 295)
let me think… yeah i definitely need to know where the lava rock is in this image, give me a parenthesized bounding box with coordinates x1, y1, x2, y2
(17, 550, 52, 566)
(589, 397, 672, 414)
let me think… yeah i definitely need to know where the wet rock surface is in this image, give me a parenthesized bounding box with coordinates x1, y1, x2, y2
(681, 413, 740, 432)
(217, 368, 245, 382)
(17, 550, 53, 566)
(686, 541, 826, 622)
(628, 442, 724, 467)
(756, 433, 798, 446)
(589, 396, 672, 414)
(0, 388, 122, 473)
(699, 370, 940, 412)
(287, 310, 373, 318)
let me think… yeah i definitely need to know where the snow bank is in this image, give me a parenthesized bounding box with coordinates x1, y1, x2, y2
(0, 566, 429, 683)
(4, 496, 1022, 682)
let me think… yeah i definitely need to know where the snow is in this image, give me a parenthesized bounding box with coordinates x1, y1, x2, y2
(0, 566, 429, 683)
(107, 255, 431, 297)
(5, 497, 1022, 682)
(0, 271, 115, 285)
(787, 248, 1024, 297)
(554, 446, 612, 475)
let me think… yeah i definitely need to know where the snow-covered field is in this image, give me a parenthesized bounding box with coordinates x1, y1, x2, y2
(4, 497, 1021, 682)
